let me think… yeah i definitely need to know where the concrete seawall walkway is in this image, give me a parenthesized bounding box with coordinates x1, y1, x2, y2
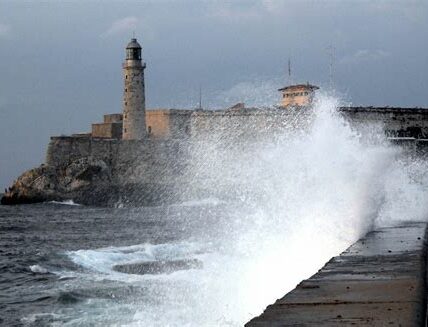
(246, 222, 428, 326)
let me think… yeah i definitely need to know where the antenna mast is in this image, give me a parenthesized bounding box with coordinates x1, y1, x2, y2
(287, 58, 292, 84)
(198, 84, 202, 110)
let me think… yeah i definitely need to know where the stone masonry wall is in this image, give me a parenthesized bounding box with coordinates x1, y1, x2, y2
(45, 136, 189, 186)
(91, 122, 123, 139)
(340, 107, 428, 138)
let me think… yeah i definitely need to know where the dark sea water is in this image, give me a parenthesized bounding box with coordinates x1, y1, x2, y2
(0, 200, 239, 326)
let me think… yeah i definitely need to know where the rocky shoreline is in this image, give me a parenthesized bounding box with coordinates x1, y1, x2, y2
(0, 158, 183, 207)
(1, 161, 115, 206)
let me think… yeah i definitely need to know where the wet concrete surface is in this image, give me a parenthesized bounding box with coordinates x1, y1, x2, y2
(246, 222, 428, 326)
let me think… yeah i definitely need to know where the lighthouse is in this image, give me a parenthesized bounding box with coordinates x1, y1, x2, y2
(122, 38, 147, 140)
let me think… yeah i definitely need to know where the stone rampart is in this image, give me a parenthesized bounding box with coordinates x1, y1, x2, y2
(103, 113, 123, 123)
(91, 122, 123, 139)
(46, 136, 92, 167)
(45, 136, 190, 184)
(340, 107, 428, 138)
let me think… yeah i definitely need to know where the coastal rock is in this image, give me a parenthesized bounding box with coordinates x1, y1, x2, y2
(1, 158, 115, 206)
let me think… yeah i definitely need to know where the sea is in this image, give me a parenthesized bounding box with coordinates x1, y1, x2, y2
(2, 95, 428, 326)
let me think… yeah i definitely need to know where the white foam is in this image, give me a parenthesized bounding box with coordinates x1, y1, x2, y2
(176, 197, 225, 207)
(66, 241, 205, 277)
(29, 264, 48, 274)
(49, 200, 81, 206)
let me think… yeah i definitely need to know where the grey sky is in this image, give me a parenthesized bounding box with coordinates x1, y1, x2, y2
(1, 0, 428, 189)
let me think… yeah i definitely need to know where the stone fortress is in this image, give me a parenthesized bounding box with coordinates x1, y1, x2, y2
(2, 38, 428, 206)
(78, 38, 428, 143)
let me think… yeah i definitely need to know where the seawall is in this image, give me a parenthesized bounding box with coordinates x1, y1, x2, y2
(246, 222, 428, 326)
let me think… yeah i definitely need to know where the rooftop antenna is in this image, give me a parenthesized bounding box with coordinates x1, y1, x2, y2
(287, 58, 292, 85)
(198, 84, 202, 110)
(326, 45, 335, 90)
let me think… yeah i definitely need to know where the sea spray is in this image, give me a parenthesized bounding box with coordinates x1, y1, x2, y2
(61, 94, 428, 326)
(134, 93, 427, 325)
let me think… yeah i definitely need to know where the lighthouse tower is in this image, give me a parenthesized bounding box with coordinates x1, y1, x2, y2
(122, 38, 146, 140)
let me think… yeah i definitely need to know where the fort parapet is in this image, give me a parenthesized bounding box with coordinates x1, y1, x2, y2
(85, 106, 428, 142)
(340, 107, 428, 138)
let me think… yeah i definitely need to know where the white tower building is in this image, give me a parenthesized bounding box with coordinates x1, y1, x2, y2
(122, 38, 147, 140)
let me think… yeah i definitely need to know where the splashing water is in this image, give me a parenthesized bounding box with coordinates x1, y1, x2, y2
(59, 94, 428, 326)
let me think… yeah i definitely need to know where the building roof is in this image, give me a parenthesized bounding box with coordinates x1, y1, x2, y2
(126, 38, 142, 49)
(278, 83, 319, 92)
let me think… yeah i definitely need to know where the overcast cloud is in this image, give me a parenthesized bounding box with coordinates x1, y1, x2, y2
(101, 16, 139, 38)
(0, 0, 428, 188)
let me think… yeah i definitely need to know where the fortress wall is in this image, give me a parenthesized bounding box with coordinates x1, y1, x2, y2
(45, 136, 190, 185)
(91, 139, 119, 165)
(168, 111, 192, 139)
(46, 136, 92, 167)
(190, 108, 310, 142)
(46, 137, 121, 168)
(103, 113, 123, 123)
(189, 107, 428, 142)
(146, 110, 193, 139)
(115, 139, 189, 185)
(340, 108, 428, 138)
(190, 110, 273, 141)
(146, 110, 171, 138)
(44, 107, 428, 182)
(92, 122, 123, 139)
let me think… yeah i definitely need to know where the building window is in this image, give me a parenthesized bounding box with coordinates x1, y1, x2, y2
(124, 128, 127, 133)
(125, 102, 127, 106)
(148, 126, 152, 134)
(126, 75, 128, 79)
(125, 88, 127, 92)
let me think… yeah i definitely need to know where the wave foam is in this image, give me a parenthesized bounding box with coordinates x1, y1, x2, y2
(48, 200, 81, 206)
(29, 264, 49, 274)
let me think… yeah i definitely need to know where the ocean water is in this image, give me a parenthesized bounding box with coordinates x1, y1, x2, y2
(2, 95, 428, 326)
(0, 201, 246, 326)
